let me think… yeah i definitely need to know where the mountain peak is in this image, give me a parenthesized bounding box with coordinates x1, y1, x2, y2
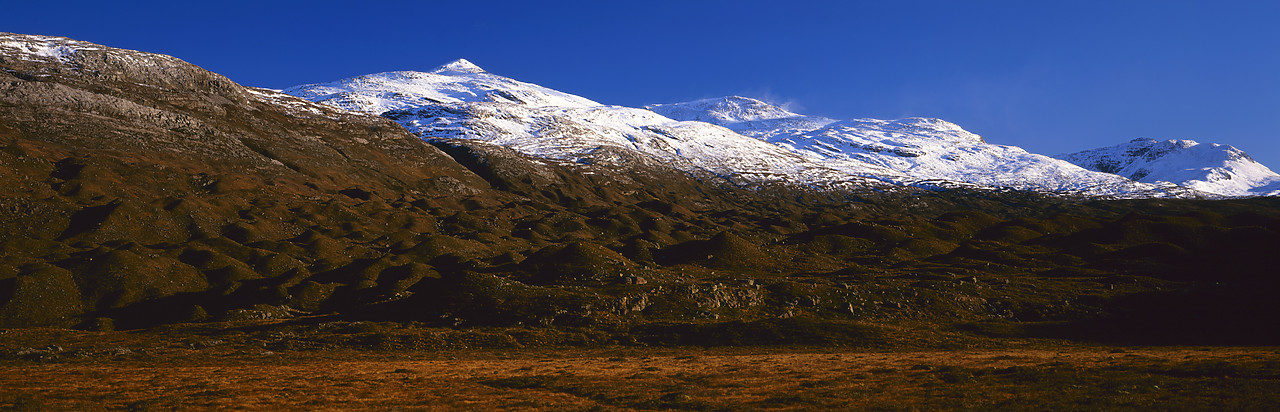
(285, 58, 599, 113)
(1058, 138, 1280, 197)
(687, 96, 798, 120)
(715, 95, 773, 106)
(645, 95, 804, 126)
(432, 58, 485, 74)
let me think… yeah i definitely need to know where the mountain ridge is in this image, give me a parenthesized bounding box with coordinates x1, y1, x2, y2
(287, 66, 1202, 198)
(288, 68, 909, 190)
(1058, 138, 1280, 197)
(283, 59, 600, 114)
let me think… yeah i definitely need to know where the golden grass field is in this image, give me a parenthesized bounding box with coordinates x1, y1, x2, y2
(4, 343, 1278, 410)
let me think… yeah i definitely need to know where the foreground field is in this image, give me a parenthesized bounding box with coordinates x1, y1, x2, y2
(3, 344, 1278, 410)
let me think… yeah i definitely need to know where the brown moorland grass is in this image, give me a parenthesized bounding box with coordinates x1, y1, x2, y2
(2, 345, 1278, 410)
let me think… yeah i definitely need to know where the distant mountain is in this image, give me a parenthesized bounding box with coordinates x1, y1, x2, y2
(1058, 138, 1280, 197)
(644, 96, 836, 134)
(289, 65, 1184, 197)
(283, 59, 600, 112)
(647, 96, 1166, 195)
(286, 61, 900, 188)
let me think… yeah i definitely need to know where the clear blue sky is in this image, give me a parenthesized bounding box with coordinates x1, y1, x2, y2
(5, 0, 1278, 167)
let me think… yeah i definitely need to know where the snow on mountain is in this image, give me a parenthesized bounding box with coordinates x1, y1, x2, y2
(1058, 138, 1280, 197)
(9, 34, 1257, 199)
(0, 33, 103, 63)
(649, 96, 800, 123)
(0, 32, 369, 122)
(287, 61, 900, 187)
(284, 59, 600, 113)
(388, 102, 902, 185)
(651, 97, 1179, 196)
(286, 62, 1186, 197)
(646, 96, 837, 138)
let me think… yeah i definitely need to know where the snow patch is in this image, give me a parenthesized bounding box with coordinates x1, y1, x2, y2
(0, 33, 101, 62)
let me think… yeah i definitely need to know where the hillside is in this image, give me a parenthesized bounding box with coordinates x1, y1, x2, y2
(0, 33, 1276, 352)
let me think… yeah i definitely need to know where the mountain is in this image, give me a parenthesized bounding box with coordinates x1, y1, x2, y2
(289, 65, 1184, 197)
(0, 32, 977, 329)
(1057, 138, 1280, 197)
(0, 32, 508, 326)
(649, 97, 1187, 197)
(0, 33, 482, 195)
(4, 32, 1280, 354)
(287, 62, 902, 188)
(644, 96, 837, 133)
(283, 59, 600, 112)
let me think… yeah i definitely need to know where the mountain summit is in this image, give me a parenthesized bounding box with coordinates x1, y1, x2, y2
(645, 96, 837, 136)
(284, 62, 598, 113)
(1058, 138, 1280, 197)
(432, 58, 485, 74)
(646, 96, 811, 124)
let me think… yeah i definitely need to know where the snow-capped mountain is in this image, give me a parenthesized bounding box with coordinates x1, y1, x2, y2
(286, 61, 1189, 197)
(645, 96, 837, 134)
(649, 97, 1180, 196)
(1058, 138, 1280, 197)
(283, 59, 600, 112)
(286, 61, 903, 187)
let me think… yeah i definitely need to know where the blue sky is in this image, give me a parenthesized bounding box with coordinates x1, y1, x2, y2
(5, 0, 1278, 167)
